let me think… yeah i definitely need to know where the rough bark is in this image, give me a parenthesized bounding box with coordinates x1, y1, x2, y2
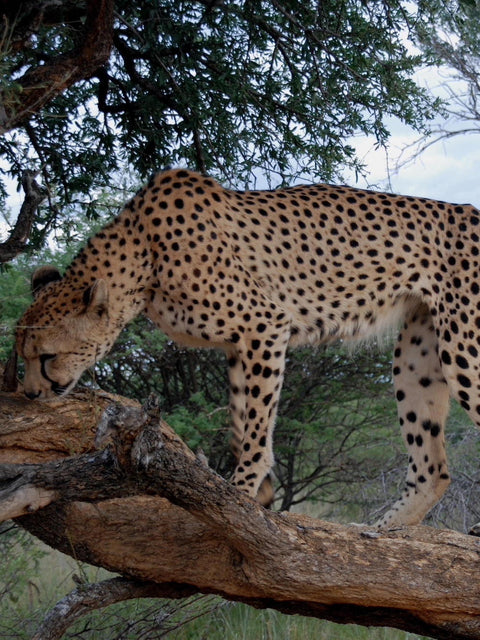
(1, 389, 480, 640)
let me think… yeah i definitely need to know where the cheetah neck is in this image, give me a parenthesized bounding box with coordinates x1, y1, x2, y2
(66, 212, 152, 330)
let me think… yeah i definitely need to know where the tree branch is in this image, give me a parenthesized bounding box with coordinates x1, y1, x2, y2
(1, 349, 18, 391)
(2, 1, 89, 53)
(0, 390, 480, 639)
(0, 0, 114, 132)
(32, 577, 197, 640)
(0, 170, 47, 263)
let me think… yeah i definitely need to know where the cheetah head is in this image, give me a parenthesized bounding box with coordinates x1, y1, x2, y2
(16, 266, 112, 400)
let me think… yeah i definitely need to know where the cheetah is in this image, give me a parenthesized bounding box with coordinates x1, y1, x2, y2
(15, 168, 480, 528)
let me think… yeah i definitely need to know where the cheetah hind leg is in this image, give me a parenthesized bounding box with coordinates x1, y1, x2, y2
(376, 304, 451, 529)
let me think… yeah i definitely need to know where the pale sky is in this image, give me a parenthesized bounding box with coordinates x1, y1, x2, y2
(349, 121, 480, 207)
(348, 64, 480, 207)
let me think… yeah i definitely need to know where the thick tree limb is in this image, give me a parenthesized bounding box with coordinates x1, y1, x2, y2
(0, 0, 114, 133)
(1, 390, 480, 639)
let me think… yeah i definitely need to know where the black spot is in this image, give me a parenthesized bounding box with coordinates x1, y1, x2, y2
(468, 345, 478, 357)
(263, 393, 273, 405)
(441, 350, 451, 365)
(457, 374, 471, 388)
(430, 423, 441, 437)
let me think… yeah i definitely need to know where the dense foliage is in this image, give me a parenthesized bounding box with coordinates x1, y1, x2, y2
(0, 0, 443, 251)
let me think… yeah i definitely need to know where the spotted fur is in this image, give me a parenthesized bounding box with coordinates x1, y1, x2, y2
(16, 168, 480, 527)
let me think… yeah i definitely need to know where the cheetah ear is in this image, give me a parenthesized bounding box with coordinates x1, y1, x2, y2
(31, 266, 62, 298)
(82, 279, 109, 318)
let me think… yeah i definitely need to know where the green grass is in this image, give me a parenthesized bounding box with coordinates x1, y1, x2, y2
(163, 602, 432, 640)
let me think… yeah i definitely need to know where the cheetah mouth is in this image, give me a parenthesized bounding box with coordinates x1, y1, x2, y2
(51, 379, 75, 397)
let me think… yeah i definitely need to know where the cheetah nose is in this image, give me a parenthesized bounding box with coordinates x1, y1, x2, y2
(25, 389, 41, 400)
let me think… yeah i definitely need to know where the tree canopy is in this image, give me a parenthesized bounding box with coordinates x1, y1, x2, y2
(0, 0, 444, 255)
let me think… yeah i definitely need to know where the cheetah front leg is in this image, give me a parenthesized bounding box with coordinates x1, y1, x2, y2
(376, 304, 451, 529)
(228, 319, 291, 502)
(228, 355, 273, 506)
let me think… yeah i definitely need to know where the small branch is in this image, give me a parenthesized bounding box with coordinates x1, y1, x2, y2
(0, 170, 47, 263)
(0, 474, 56, 521)
(32, 577, 197, 640)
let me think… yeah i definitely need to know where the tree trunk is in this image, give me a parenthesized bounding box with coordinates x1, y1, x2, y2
(0, 171, 47, 264)
(1, 389, 480, 640)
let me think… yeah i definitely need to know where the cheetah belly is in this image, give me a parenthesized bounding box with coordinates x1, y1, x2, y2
(282, 292, 422, 348)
